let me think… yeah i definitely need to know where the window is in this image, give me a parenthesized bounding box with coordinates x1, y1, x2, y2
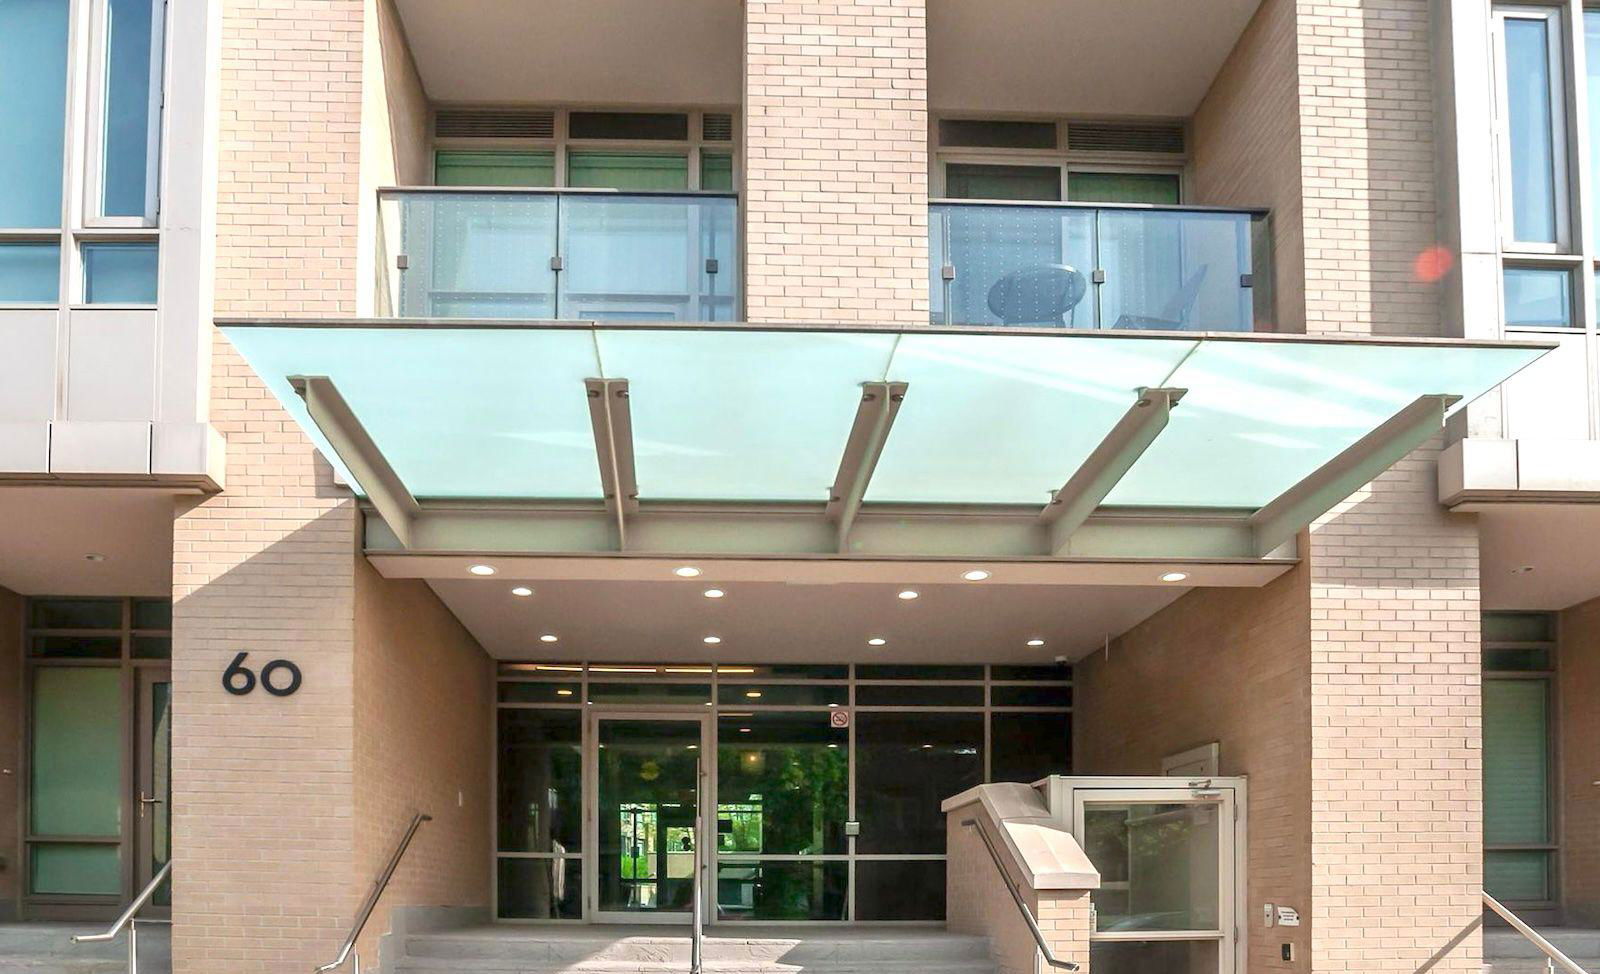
(0, 0, 70, 229)
(935, 116, 1184, 204)
(0, 243, 62, 303)
(1495, 8, 1567, 248)
(92, 0, 165, 221)
(431, 109, 737, 192)
(1503, 265, 1574, 327)
(1482, 611, 1557, 906)
(945, 163, 1061, 202)
(1068, 171, 1182, 205)
(82, 241, 158, 304)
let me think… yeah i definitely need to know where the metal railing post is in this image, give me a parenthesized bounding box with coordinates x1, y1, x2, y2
(959, 818, 1079, 971)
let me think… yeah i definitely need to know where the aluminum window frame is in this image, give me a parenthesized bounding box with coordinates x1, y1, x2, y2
(80, 0, 165, 228)
(1492, 4, 1575, 255)
(491, 662, 1072, 925)
(929, 112, 1187, 203)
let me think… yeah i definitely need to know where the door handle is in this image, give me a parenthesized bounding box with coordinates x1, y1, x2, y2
(138, 793, 164, 805)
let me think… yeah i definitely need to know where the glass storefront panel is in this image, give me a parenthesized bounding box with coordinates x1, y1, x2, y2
(30, 843, 120, 896)
(992, 712, 1072, 784)
(498, 856, 582, 920)
(717, 714, 847, 856)
(595, 718, 702, 916)
(855, 712, 983, 855)
(497, 710, 582, 854)
(855, 860, 947, 920)
(1090, 938, 1220, 974)
(716, 861, 847, 921)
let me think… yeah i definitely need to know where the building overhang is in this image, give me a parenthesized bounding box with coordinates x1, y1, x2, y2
(218, 320, 1549, 575)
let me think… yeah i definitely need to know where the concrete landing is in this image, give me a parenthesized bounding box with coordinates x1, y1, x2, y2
(1485, 927, 1600, 974)
(384, 925, 998, 974)
(0, 922, 170, 974)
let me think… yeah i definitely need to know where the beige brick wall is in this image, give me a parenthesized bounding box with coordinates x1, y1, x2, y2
(173, 333, 492, 972)
(1191, 0, 1305, 334)
(172, 332, 360, 973)
(351, 558, 492, 963)
(743, 0, 929, 323)
(945, 813, 1092, 974)
(1559, 596, 1600, 926)
(1295, 0, 1441, 339)
(215, 0, 365, 316)
(1074, 566, 1313, 972)
(0, 586, 20, 921)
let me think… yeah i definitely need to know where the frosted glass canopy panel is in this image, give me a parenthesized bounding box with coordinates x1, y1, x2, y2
(867, 333, 1197, 504)
(599, 329, 897, 501)
(1105, 338, 1544, 508)
(221, 326, 607, 499)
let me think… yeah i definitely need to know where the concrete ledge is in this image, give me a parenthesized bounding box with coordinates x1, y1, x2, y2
(942, 782, 1099, 890)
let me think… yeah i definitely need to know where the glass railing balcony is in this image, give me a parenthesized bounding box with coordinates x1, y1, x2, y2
(929, 201, 1272, 331)
(378, 188, 739, 321)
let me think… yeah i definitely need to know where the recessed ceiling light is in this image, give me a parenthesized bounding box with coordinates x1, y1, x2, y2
(739, 727, 752, 734)
(745, 690, 763, 699)
(469, 564, 497, 576)
(84, 553, 106, 563)
(1160, 571, 1190, 583)
(555, 688, 573, 696)
(961, 569, 991, 581)
(675, 566, 702, 578)
(898, 590, 919, 600)
(511, 586, 533, 597)
(703, 588, 726, 599)
(921, 744, 934, 749)
(704, 635, 722, 645)
(1511, 565, 1536, 575)
(539, 634, 559, 643)
(827, 743, 840, 749)
(1027, 638, 1046, 647)
(867, 637, 887, 647)
(827, 702, 840, 708)
(687, 744, 699, 750)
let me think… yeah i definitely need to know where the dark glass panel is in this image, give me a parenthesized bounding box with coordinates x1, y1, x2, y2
(1090, 939, 1219, 974)
(856, 684, 983, 707)
(991, 684, 1072, 707)
(855, 712, 982, 854)
(30, 598, 121, 630)
(498, 682, 582, 704)
(717, 714, 847, 856)
(855, 860, 946, 920)
(718, 683, 848, 706)
(131, 599, 171, 630)
(856, 664, 983, 681)
(720, 664, 849, 679)
(715, 860, 847, 921)
(1484, 648, 1553, 672)
(991, 664, 1072, 681)
(991, 713, 1072, 784)
(939, 118, 1057, 149)
(497, 709, 582, 853)
(31, 636, 121, 659)
(569, 111, 690, 141)
(588, 683, 710, 705)
(131, 636, 170, 660)
(497, 856, 582, 919)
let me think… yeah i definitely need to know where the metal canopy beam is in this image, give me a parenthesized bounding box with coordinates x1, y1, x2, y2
(826, 380, 908, 553)
(1248, 393, 1461, 557)
(584, 377, 638, 550)
(1043, 387, 1186, 555)
(289, 375, 422, 548)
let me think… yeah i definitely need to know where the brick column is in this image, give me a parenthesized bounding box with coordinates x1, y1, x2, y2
(743, 0, 929, 324)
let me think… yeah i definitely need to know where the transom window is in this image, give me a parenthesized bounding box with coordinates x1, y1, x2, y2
(1482, 611, 1558, 909)
(432, 109, 737, 192)
(933, 115, 1184, 205)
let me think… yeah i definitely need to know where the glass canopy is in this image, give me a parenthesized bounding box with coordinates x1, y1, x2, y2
(220, 324, 1547, 510)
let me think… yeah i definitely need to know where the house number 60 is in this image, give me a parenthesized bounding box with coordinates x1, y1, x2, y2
(222, 651, 303, 697)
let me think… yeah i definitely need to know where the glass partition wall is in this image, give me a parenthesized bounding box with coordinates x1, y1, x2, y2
(494, 662, 1072, 923)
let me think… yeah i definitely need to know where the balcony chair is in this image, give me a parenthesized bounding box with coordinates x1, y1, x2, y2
(986, 264, 1088, 327)
(1112, 264, 1210, 330)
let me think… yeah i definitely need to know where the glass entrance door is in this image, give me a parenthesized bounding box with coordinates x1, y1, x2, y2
(1070, 786, 1237, 974)
(589, 714, 707, 923)
(134, 668, 171, 910)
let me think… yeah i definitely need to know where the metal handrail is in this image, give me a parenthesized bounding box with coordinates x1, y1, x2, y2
(1484, 891, 1592, 974)
(930, 197, 1271, 217)
(72, 860, 172, 974)
(960, 818, 1080, 971)
(315, 812, 432, 974)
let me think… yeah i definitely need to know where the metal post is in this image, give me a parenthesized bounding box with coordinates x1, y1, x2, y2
(128, 919, 138, 974)
(691, 765, 704, 974)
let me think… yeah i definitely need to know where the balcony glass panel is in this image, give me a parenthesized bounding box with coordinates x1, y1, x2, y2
(387, 190, 737, 322)
(931, 202, 1267, 332)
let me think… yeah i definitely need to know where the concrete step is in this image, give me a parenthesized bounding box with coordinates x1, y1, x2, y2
(1484, 927, 1600, 973)
(0, 922, 171, 974)
(389, 927, 996, 974)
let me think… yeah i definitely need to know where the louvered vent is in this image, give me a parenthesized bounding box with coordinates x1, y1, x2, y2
(1067, 122, 1185, 154)
(703, 113, 734, 142)
(434, 109, 556, 140)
